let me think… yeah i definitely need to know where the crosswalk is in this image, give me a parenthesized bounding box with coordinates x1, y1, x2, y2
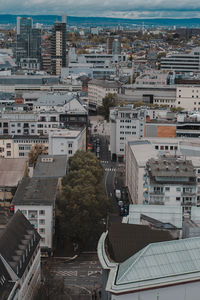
(104, 168, 116, 172)
(54, 270, 78, 277)
(101, 160, 109, 164)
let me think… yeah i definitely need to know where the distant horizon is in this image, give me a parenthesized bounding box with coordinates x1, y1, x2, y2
(1, 14, 200, 28)
(1, 14, 200, 20)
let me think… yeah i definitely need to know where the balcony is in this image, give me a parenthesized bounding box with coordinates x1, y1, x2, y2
(150, 191, 164, 195)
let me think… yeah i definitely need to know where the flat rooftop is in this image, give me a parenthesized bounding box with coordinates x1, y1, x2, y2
(50, 129, 81, 138)
(12, 177, 58, 206)
(148, 157, 195, 178)
(33, 155, 67, 178)
(0, 158, 27, 187)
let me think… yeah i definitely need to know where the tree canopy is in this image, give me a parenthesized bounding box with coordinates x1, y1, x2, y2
(58, 151, 112, 249)
(98, 93, 117, 121)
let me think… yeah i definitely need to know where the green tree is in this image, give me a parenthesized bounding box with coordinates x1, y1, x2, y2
(98, 93, 117, 121)
(58, 151, 112, 249)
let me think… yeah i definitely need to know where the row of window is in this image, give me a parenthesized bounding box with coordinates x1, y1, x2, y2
(22, 209, 45, 216)
(120, 126, 137, 129)
(155, 145, 178, 151)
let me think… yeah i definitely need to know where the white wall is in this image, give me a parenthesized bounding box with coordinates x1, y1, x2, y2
(14, 205, 53, 249)
(111, 281, 200, 300)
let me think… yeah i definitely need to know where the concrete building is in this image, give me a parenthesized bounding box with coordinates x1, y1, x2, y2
(110, 106, 146, 161)
(88, 79, 120, 108)
(0, 135, 48, 158)
(123, 204, 182, 229)
(126, 137, 200, 205)
(145, 157, 197, 216)
(12, 177, 58, 253)
(135, 70, 169, 86)
(119, 83, 176, 107)
(98, 231, 200, 300)
(48, 128, 86, 156)
(175, 86, 200, 111)
(97, 222, 175, 300)
(125, 140, 158, 203)
(161, 47, 200, 73)
(0, 210, 41, 300)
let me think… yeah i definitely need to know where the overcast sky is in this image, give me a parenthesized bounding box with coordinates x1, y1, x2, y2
(0, 0, 200, 18)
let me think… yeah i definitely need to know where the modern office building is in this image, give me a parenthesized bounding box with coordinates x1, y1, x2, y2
(16, 17, 41, 70)
(161, 47, 200, 73)
(51, 17, 66, 75)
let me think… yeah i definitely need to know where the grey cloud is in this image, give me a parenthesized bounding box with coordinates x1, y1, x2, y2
(0, 0, 200, 17)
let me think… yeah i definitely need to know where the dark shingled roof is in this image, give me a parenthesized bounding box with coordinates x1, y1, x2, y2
(0, 210, 40, 278)
(0, 258, 15, 300)
(106, 223, 175, 263)
(12, 177, 58, 205)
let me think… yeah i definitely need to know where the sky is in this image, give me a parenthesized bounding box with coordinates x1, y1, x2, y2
(0, 0, 200, 19)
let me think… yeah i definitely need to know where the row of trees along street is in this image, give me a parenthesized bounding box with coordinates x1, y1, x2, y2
(57, 151, 112, 250)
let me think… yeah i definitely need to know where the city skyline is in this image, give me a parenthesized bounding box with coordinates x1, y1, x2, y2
(0, 0, 200, 19)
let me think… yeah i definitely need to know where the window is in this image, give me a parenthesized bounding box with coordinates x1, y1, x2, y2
(176, 197, 181, 201)
(176, 187, 181, 192)
(19, 153, 25, 156)
(39, 219, 45, 225)
(68, 144, 72, 147)
(7, 151, 11, 156)
(68, 150, 72, 154)
(39, 210, 45, 215)
(170, 146, 174, 150)
(165, 187, 170, 191)
(120, 149, 124, 152)
(120, 137, 124, 140)
(41, 237, 45, 243)
(155, 145, 159, 150)
(22, 210, 27, 215)
(39, 228, 45, 234)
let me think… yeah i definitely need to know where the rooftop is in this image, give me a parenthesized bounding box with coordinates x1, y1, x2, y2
(89, 79, 121, 88)
(12, 178, 58, 206)
(106, 222, 174, 263)
(0, 158, 27, 187)
(33, 155, 67, 178)
(147, 157, 195, 178)
(114, 237, 200, 292)
(126, 204, 182, 228)
(49, 129, 81, 138)
(127, 140, 158, 166)
(0, 210, 40, 279)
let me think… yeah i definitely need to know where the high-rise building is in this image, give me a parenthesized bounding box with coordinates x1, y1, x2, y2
(51, 15, 66, 75)
(15, 17, 41, 70)
(107, 36, 121, 55)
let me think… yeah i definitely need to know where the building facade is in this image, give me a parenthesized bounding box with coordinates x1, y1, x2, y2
(110, 106, 146, 161)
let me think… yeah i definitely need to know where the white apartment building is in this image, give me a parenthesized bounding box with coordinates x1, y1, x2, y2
(88, 79, 121, 108)
(175, 86, 200, 111)
(145, 157, 197, 216)
(110, 106, 146, 161)
(12, 178, 58, 252)
(126, 137, 200, 205)
(48, 128, 86, 156)
(125, 140, 158, 203)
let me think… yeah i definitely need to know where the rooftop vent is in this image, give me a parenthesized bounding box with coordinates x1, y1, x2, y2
(41, 157, 53, 163)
